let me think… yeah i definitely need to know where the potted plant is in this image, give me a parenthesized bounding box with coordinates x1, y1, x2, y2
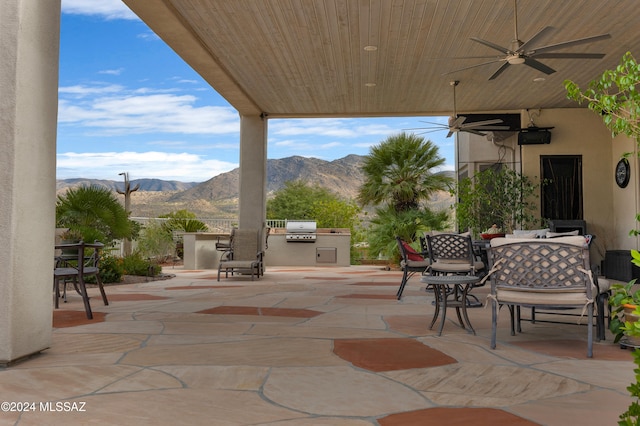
(454, 167, 540, 238)
(609, 281, 640, 345)
(60, 228, 82, 241)
(58, 228, 83, 256)
(612, 277, 640, 426)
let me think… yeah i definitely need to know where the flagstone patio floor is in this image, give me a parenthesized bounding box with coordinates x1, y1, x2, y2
(1, 265, 635, 425)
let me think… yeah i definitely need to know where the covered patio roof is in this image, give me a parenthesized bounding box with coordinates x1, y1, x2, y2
(122, 0, 640, 118)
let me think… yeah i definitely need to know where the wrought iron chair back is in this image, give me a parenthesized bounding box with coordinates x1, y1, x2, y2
(395, 236, 430, 300)
(426, 233, 483, 275)
(487, 236, 596, 357)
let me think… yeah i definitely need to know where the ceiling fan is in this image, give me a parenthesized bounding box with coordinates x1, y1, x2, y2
(443, 0, 611, 80)
(406, 80, 510, 138)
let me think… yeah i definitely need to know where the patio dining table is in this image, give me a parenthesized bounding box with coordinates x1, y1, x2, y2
(421, 274, 480, 336)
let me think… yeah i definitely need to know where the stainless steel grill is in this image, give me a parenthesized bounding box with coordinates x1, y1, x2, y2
(285, 220, 317, 243)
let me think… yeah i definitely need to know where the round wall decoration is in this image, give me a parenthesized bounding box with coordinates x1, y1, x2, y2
(615, 158, 631, 188)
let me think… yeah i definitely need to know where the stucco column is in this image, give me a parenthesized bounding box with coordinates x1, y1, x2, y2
(238, 114, 268, 242)
(0, 0, 60, 364)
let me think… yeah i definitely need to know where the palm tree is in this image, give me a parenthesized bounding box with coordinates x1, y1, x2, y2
(358, 132, 453, 260)
(358, 132, 452, 212)
(56, 185, 133, 245)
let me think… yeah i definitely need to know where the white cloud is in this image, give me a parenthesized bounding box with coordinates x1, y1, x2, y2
(137, 31, 161, 41)
(61, 0, 138, 20)
(270, 118, 419, 140)
(58, 90, 240, 135)
(59, 84, 125, 96)
(57, 151, 238, 182)
(98, 68, 124, 76)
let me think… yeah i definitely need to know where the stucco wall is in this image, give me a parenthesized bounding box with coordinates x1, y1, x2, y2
(520, 108, 616, 265)
(611, 133, 640, 251)
(0, 0, 59, 364)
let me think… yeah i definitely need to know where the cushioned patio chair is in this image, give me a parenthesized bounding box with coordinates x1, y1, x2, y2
(217, 228, 264, 281)
(486, 236, 600, 357)
(425, 233, 485, 306)
(426, 233, 484, 276)
(395, 236, 430, 300)
(523, 234, 609, 340)
(215, 227, 236, 252)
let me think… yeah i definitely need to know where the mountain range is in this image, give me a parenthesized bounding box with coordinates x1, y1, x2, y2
(56, 155, 453, 218)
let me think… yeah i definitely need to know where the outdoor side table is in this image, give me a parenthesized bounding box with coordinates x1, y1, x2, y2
(421, 274, 480, 336)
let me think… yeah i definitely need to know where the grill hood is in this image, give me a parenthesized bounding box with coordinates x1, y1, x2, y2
(286, 220, 317, 233)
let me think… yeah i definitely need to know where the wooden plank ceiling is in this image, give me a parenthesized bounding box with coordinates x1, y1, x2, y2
(123, 0, 640, 118)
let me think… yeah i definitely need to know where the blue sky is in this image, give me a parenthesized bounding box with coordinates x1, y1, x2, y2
(57, 0, 453, 183)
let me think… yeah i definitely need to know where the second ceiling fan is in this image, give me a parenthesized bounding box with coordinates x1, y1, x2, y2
(443, 0, 611, 80)
(407, 80, 510, 138)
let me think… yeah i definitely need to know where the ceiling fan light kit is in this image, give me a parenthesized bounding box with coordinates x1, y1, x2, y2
(507, 54, 525, 65)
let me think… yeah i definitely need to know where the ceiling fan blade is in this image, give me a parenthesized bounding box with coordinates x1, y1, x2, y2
(442, 59, 505, 76)
(517, 26, 553, 53)
(524, 57, 556, 75)
(418, 120, 449, 126)
(403, 125, 446, 131)
(488, 62, 510, 80)
(533, 52, 606, 59)
(420, 128, 452, 134)
(446, 130, 455, 138)
(529, 33, 611, 55)
(462, 129, 488, 136)
(412, 129, 449, 135)
(449, 116, 466, 128)
(459, 119, 503, 128)
(426, 55, 503, 60)
(470, 37, 512, 54)
(469, 125, 511, 131)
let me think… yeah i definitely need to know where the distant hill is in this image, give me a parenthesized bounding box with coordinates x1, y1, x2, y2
(56, 178, 198, 192)
(56, 155, 454, 218)
(169, 154, 367, 203)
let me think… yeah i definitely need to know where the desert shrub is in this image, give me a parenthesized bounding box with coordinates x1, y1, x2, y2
(121, 252, 159, 276)
(160, 210, 208, 234)
(98, 254, 124, 283)
(136, 219, 176, 261)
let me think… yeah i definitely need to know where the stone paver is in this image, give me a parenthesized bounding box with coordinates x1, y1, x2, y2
(0, 265, 635, 425)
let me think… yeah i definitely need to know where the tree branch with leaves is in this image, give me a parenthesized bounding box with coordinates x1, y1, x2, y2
(565, 51, 640, 142)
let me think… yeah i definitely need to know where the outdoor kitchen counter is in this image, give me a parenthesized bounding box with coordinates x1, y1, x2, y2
(181, 229, 351, 270)
(181, 232, 230, 270)
(266, 228, 351, 267)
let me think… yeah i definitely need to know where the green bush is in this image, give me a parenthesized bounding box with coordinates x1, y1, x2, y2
(136, 219, 176, 261)
(455, 167, 539, 237)
(160, 210, 208, 235)
(98, 254, 124, 283)
(56, 185, 134, 246)
(95, 253, 159, 283)
(122, 252, 160, 277)
(366, 205, 448, 263)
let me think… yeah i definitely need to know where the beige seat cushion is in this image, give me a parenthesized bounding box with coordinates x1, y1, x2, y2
(430, 260, 484, 273)
(496, 287, 590, 305)
(490, 235, 587, 248)
(403, 259, 431, 268)
(595, 277, 612, 293)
